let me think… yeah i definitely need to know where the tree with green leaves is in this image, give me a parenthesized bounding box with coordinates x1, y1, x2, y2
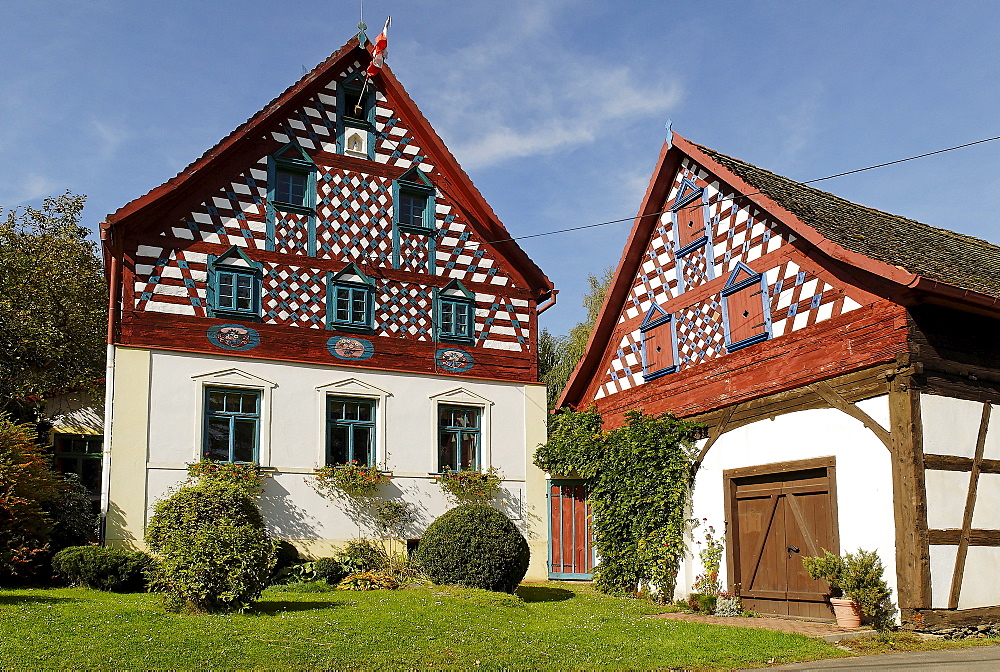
(539, 267, 614, 412)
(0, 416, 63, 581)
(0, 192, 106, 419)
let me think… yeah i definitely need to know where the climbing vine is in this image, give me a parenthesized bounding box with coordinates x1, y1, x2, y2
(534, 407, 702, 600)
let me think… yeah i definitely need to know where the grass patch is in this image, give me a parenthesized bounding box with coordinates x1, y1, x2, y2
(841, 631, 1000, 655)
(0, 582, 844, 669)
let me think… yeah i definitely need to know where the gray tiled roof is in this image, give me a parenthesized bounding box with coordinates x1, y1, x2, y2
(698, 144, 1000, 300)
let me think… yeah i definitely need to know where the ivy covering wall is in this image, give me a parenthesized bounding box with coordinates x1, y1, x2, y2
(533, 408, 701, 598)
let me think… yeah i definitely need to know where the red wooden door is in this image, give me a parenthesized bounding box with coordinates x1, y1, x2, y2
(548, 481, 594, 579)
(728, 462, 837, 618)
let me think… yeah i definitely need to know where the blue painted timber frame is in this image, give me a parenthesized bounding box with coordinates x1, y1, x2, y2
(640, 304, 679, 381)
(720, 261, 773, 352)
(547, 479, 595, 580)
(672, 178, 716, 293)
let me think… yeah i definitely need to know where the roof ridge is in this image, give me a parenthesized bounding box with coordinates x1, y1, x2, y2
(693, 142, 1000, 254)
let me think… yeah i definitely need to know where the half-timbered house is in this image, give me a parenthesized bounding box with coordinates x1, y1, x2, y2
(554, 131, 1000, 627)
(99, 30, 555, 573)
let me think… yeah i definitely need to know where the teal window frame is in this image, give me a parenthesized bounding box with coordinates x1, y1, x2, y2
(325, 397, 377, 467)
(203, 387, 261, 464)
(326, 263, 375, 333)
(435, 279, 475, 344)
(207, 247, 262, 321)
(392, 171, 436, 233)
(266, 143, 317, 256)
(437, 405, 481, 472)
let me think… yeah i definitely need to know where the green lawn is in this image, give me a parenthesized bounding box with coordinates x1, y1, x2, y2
(0, 582, 844, 670)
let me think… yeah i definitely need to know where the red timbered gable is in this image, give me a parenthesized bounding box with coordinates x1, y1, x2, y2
(560, 132, 1000, 423)
(102, 36, 553, 383)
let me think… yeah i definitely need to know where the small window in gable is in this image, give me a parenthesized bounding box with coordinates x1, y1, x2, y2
(338, 73, 374, 160)
(437, 279, 475, 343)
(268, 143, 316, 212)
(672, 178, 708, 256)
(721, 262, 771, 352)
(327, 263, 375, 332)
(641, 305, 678, 381)
(393, 167, 436, 231)
(343, 85, 370, 124)
(208, 247, 262, 321)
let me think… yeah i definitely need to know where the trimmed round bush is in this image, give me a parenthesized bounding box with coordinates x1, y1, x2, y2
(313, 557, 349, 584)
(414, 504, 529, 593)
(145, 480, 277, 613)
(52, 545, 153, 592)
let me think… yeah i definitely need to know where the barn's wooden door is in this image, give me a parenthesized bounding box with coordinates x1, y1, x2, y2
(726, 459, 838, 618)
(548, 480, 594, 579)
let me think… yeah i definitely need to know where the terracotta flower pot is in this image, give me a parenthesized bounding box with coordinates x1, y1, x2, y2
(830, 597, 863, 628)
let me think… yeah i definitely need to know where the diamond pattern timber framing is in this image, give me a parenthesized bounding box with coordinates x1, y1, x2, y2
(595, 156, 866, 402)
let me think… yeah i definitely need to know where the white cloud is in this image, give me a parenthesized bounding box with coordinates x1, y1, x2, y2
(0, 173, 58, 208)
(397, 3, 682, 170)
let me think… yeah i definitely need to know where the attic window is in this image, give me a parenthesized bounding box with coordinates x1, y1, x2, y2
(721, 262, 771, 352)
(275, 169, 308, 207)
(640, 306, 677, 380)
(343, 87, 369, 122)
(672, 180, 708, 257)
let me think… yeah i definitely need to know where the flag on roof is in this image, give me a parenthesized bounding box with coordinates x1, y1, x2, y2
(366, 16, 390, 77)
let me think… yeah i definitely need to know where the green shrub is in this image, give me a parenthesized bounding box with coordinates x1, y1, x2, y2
(414, 503, 529, 593)
(51, 545, 153, 592)
(339, 539, 389, 572)
(186, 459, 267, 498)
(47, 473, 98, 551)
(145, 480, 277, 613)
(273, 540, 301, 570)
(313, 557, 349, 584)
(337, 571, 399, 590)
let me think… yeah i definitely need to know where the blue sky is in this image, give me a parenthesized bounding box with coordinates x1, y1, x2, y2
(3, 1, 999, 335)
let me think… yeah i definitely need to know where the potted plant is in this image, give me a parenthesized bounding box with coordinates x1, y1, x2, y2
(802, 549, 896, 630)
(433, 466, 502, 505)
(312, 461, 390, 499)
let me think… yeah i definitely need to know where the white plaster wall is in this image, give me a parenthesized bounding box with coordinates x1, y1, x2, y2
(139, 349, 540, 548)
(675, 396, 897, 609)
(921, 393, 1000, 609)
(922, 395, 983, 458)
(960, 547, 1000, 609)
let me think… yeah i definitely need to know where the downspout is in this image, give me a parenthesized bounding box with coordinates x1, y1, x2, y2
(99, 225, 121, 544)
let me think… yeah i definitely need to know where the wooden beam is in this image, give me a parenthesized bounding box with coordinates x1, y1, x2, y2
(948, 404, 993, 609)
(889, 376, 932, 614)
(810, 381, 892, 450)
(929, 529, 1000, 545)
(903, 604, 1000, 629)
(694, 402, 741, 467)
(923, 454, 1000, 473)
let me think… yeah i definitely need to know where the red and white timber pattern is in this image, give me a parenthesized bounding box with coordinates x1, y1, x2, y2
(595, 157, 864, 400)
(128, 61, 527, 352)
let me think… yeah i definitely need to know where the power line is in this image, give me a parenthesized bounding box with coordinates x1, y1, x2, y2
(479, 133, 1000, 246)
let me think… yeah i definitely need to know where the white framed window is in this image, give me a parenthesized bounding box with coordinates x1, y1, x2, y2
(315, 378, 392, 470)
(428, 387, 493, 473)
(190, 369, 277, 467)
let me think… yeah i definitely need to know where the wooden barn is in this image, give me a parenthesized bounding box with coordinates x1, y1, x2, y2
(554, 131, 1000, 627)
(99, 28, 554, 573)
